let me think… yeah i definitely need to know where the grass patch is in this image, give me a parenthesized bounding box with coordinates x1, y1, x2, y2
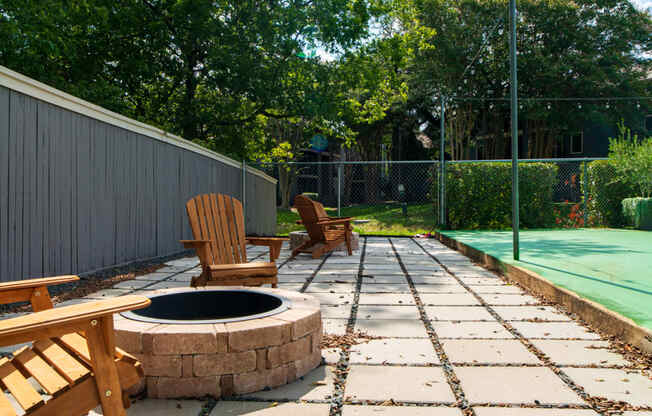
(276, 203, 437, 236)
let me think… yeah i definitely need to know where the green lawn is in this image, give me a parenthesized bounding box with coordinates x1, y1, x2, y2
(277, 203, 437, 236)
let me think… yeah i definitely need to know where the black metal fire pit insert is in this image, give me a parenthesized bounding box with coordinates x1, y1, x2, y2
(120, 289, 290, 324)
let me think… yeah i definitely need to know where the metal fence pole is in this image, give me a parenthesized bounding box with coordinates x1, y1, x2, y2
(338, 163, 342, 217)
(242, 159, 246, 224)
(440, 96, 446, 227)
(510, 0, 520, 261)
(583, 159, 588, 227)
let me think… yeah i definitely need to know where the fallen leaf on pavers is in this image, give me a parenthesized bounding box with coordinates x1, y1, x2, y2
(596, 378, 605, 382)
(311, 381, 327, 386)
(425, 381, 440, 387)
(269, 402, 278, 407)
(380, 399, 396, 406)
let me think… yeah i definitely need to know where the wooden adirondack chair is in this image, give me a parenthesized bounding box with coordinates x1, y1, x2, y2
(181, 193, 286, 287)
(292, 194, 354, 259)
(0, 275, 149, 416)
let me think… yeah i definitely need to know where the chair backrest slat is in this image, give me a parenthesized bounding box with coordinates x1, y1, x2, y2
(232, 198, 248, 261)
(224, 196, 242, 263)
(209, 194, 227, 264)
(186, 193, 249, 265)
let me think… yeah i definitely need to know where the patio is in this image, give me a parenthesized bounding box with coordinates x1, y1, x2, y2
(38, 237, 652, 414)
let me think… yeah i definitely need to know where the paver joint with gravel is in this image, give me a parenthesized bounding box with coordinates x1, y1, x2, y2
(2, 238, 650, 416)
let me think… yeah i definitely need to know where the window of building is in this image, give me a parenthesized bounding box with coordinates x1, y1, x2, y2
(570, 132, 583, 154)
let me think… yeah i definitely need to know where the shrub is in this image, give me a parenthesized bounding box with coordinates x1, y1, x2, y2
(608, 123, 652, 198)
(622, 198, 652, 230)
(582, 160, 636, 227)
(441, 162, 557, 230)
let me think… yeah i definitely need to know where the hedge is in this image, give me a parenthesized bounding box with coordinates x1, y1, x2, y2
(582, 160, 636, 227)
(622, 198, 652, 229)
(439, 162, 558, 230)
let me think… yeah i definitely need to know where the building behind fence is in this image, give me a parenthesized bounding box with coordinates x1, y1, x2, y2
(255, 158, 624, 230)
(0, 66, 277, 283)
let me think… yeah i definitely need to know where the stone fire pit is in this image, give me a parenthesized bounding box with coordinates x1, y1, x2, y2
(114, 287, 322, 399)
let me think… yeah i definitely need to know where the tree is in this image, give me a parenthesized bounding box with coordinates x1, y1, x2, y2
(403, 0, 651, 159)
(0, 0, 380, 157)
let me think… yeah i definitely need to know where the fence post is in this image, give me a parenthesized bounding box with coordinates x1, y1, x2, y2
(439, 96, 446, 227)
(583, 159, 588, 227)
(242, 159, 246, 225)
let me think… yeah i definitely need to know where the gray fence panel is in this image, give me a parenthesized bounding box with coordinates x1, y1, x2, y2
(0, 84, 277, 282)
(0, 87, 9, 281)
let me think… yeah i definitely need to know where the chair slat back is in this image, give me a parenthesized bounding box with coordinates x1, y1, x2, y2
(294, 195, 325, 241)
(186, 194, 248, 265)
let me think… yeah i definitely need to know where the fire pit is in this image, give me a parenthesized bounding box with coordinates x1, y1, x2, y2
(114, 287, 322, 399)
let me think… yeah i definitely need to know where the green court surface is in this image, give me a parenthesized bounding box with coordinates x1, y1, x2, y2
(440, 229, 652, 330)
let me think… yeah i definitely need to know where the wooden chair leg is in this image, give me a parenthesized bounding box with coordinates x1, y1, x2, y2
(86, 316, 127, 416)
(292, 240, 315, 258)
(345, 232, 353, 256)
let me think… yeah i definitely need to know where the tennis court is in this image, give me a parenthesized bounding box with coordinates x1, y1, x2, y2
(440, 229, 652, 330)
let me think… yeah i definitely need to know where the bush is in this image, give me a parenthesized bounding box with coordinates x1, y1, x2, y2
(583, 160, 636, 227)
(441, 162, 557, 230)
(622, 198, 652, 230)
(608, 124, 652, 198)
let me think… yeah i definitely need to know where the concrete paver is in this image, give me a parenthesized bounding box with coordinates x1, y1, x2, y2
(471, 285, 524, 294)
(306, 283, 356, 293)
(360, 284, 411, 293)
(309, 292, 354, 305)
(430, 321, 514, 339)
(210, 402, 330, 415)
(510, 322, 601, 340)
(323, 318, 348, 335)
(358, 293, 415, 305)
(492, 306, 571, 321)
(455, 367, 585, 405)
(345, 365, 455, 403)
(349, 338, 439, 365)
(419, 293, 480, 306)
(355, 319, 429, 338)
(530, 340, 630, 366)
(563, 368, 652, 407)
(245, 365, 334, 401)
(425, 306, 495, 321)
(320, 304, 353, 318)
(342, 405, 463, 415)
(414, 284, 468, 293)
(478, 293, 541, 306)
(356, 305, 420, 320)
(442, 339, 541, 364)
(473, 409, 599, 416)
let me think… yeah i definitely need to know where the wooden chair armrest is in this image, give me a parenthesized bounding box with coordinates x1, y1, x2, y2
(180, 239, 210, 249)
(246, 237, 289, 245)
(0, 275, 79, 292)
(0, 295, 151, 347)
(316, 218, 352, 226)
(0, 275, 80, 310)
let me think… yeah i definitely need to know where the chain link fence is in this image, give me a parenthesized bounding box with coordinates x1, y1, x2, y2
(253, 158, 625, 232)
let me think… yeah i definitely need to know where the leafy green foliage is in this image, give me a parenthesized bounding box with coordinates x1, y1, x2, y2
(440, 162, 558, 230)
(608, 123, 652, 198)
(0, 0, 380, 158)
(621, 198, 652, 230)
(583, 160, 636, 226)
